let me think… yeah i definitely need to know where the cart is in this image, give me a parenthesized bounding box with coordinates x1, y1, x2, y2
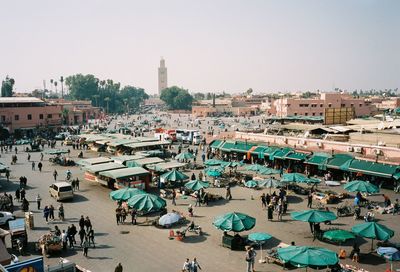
(0, 195, 13, 212)
(36, 232, 62, 256)
(8, 219, 27, 255)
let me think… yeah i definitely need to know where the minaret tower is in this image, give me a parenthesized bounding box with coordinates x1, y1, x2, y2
(158, 58, 168, 95)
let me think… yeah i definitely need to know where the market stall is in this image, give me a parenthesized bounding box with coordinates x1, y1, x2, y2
(98, 167, 151, 190)
(84, 162, 126, 182)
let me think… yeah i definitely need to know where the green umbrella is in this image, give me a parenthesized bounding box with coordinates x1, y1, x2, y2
(258, 178, 280, 188)
(248, 232, 272, 263)
(352, 222, 394, 250)
(344, 180, 379, 194)
(221, 161, 242, 168)
(259, 167, 280, 175)
(185, 180, 210, 191)
(277, 246, 338, 269)
(160, 169, 189, 182)
(281, 173, 320, 184)
(323, 229, 355, 243)
(206, 169, 222, 177)
(291, 210, 338, 223)
(175, 152, 195, 161)
(213, 212, 256, 232)
(109, 187, 146, 201)
(127, 193, 167, 213)
(45, 149, 69, 155)
(204, 159, 225, 166)
(245, 180, 258, 188)
(246, 164, 267, 172)
(205, 166, 225, 172)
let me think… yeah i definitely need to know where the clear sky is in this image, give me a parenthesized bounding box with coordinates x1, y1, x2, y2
(1, 0, 399, 94)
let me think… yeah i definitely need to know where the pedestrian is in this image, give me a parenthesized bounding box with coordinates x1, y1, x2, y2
(38, 162, 43, 172)
(195, 191, 201, 207)
(36, 194, 41, 210)
(5, 169, 10, 182)
(115, 263, 123, 272)
(84, 216, 92, 231)
(20, 188, 26, 200)
(67, 227, 74, 248)
(53, 170, 58, 181)
(79, 215, 85, 229)
(40, 152, 44, 161)
(260, 193, 266, 209)
(71, 179, 76, 191)
(70, 224, 77, 244)
(307, 192, 313, 208)
(14, 147, 17, 154)
(191, 173, 196, 180)
(226, 185, 232, 200)
(245, 246, 257, 272)
(188, 204, 194, 217)
(172, 189, 177, 206)
(277, 200, 283, 221)
(116, 208, 121, 225)
(393, 199, 399, 215)
(198, 171, 203, 181)
(182, 258, 191, 272)
(190, 257, 202, 272)
(31, 161, 35, 171)
(82, 238, 89, 257)
(61, 230, 68, 250)
(58, 204, 65, 221)
(121, 208, 127, 223)
(15, 188, 20, 202)
(79, 228, 86, 247)
(75, 178, 80, 190)
(87, 228, 95, 248)
(43, 206, 50, 223)
(267, 204, 274, 221)
(27, 154, 31, 161)
(131, 209, 137, 225)
(49, 205, 55, 220)
(383, 194, 391, 207)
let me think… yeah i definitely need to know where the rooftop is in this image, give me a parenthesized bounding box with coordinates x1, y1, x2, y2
(0, 97, 44, 103)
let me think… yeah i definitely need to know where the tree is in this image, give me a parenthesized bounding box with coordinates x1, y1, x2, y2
(54, 81, 58, 97)
(246, 88, 253, 96)
(104, 97, 110, 113)
(160, 86, 193, 110)
(206, 93, 212, 100)
(60, 76, 64, 98)
(61, 109, 69, 125)
(65, 74, 99, 101)
(193, 92, 205, 100)
(1, 76, 15, 97)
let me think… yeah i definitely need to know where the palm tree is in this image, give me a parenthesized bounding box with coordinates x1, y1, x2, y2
(93, 95, 100, 107)
(50, 79, 54, 93)
(123, 98, 129, 113)
(54, 81, 58, 97)
(104, 97, 110, 113)
(60, 76, 64, 99)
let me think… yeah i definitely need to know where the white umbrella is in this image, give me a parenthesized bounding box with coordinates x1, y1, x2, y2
(159, 213, 181, 226)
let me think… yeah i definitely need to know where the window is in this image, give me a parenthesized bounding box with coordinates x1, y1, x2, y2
(350, 104, 354, 107)
(328, 104, 332, 108)
(311, 104, 317, 108)
(359, 104, 362, 107)
(341, 104, 345, 108)
(320, 113, 323, 116)
(39, 114, 44, 119)
(47, 114, 52, 119)
(312, 113, 315, 116)
(14, 115, 19, 121)
(320, 104, 323, 107)
(305, 113, 308, 116)
(27, 114, 32, 120)
(294, 113, 298, 116)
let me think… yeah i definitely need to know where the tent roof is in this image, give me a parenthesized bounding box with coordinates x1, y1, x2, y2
(99, 167, 149, 179)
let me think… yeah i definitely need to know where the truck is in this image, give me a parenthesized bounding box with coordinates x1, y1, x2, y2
(179, 129, 202, 145)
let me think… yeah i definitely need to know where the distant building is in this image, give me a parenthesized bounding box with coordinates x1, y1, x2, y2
(192, 99, 257, 117)
(48, 99, 101, 125)
(0, 97, 63, 133)
(158, 58, 168, 95)
(273, 93, 376, 118)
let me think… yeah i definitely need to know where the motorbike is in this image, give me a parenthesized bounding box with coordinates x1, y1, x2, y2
(336, 204, 354, 217)
(353, 206, 362, 220)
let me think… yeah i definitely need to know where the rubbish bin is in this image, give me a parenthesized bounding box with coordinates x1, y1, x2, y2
(25, 212, 34, 229)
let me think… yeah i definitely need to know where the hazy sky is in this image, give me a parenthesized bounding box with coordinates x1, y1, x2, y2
(1, 0, 399, 94)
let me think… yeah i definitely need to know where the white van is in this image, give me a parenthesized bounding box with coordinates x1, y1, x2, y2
(49, 182, 74, 201)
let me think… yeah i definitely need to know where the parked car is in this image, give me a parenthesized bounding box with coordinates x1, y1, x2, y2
(0, 211, 15, 226)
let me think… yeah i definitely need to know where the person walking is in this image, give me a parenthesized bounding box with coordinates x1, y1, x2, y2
(31, 161, 35, 171)
(40, 152, 44, 161)
(79, 215, 85, 230)
(267, 204, 274, 221)
(115, 263, 123, 272)
(5, 169, 10, 182)
(245, 246, 257, 272)
(87, 228, 95, 248)
(190, 258, 202, 272)
(53, 170, 58, 181)
(27, 154, 31, 161)
(49, 205, 55, 221)
(38, 162, 43, 172)
(79, 228, 86, 247)
(307, 192, 313, 208)
(116, 208, 121, 225)
(195, 191, 201, 207)
(226, 185, 232, 200)
(84, 216, 92, 231)
(82, 239, 89, 257)
(75, 178, 80, 190)
(260, 193, 266, 209)
(36, 194, 42, 210)
(182, 258, 191, 272)
(20, 188, 26, 200)
(70, 224, 77, 244)
(61, 230, 68, 250)
(131, 209, 137, 225)
(172, 189, 177, 206)
(43, 206, 50, 223)
(58, 204, 65, 221)
(15, 188, 20, 202)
